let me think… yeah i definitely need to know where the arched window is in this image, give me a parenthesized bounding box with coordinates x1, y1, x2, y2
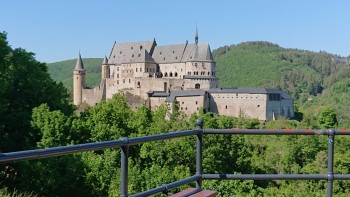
(195, 83, 200, 89)
(175, 72, 178, 77)
(189, 72, 191, 75)
(208, 72, 210, 75)
(160, 72, 163, 77)
(170, 72, 173, 77)
(164, 72, 168, 77)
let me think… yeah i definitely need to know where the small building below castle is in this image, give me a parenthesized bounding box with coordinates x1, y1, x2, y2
(73, 34, 294, 121)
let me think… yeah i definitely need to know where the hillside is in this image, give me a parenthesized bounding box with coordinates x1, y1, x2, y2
(47, 42, 350, 126)
(47, 58, 103, 93)
(213, 41, 350, 127)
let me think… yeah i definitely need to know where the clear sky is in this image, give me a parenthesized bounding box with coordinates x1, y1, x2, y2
(1, 0, 350, 63)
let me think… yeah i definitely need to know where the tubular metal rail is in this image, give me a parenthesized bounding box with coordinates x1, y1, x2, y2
(1, 119, 350, 197)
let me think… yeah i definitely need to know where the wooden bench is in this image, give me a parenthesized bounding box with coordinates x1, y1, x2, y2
(170, 188, 217, 197)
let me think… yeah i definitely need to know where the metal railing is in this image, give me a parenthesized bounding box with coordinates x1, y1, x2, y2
(1, 119, 350, 197)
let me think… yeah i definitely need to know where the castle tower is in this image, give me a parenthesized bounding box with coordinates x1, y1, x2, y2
(73, 53, 86, 105)
(101, 56, 110, 79)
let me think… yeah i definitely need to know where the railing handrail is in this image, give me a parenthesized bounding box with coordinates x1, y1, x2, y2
(2, 119, 350, 197)
(0, 129, 200, 163)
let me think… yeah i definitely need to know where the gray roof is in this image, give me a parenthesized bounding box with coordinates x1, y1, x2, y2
(182, 43, 213, 62)
(209, 88, 293, 100)
(166, 89, 207, 102)
(109, 40, 156, 64)
(102, 56, 108, 65)
(183, 76, 218, 80)
(147, 91, 170, 97)
(108, 39, 213, 65)
(74, 53, 85, 70)
(152, 44, 187, 63)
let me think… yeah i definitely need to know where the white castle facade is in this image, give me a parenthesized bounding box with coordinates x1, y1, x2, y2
(73, 35, 294, 120)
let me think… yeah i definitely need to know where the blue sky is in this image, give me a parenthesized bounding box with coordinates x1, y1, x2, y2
(1, 0, 350, 63)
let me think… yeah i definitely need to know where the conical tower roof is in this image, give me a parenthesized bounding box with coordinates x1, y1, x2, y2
(74, 52, 85, 70)
(102, 55, 108, 65)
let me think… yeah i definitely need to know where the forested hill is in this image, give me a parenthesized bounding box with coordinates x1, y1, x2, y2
(48, 58, 103, 93)
(47, 42, 350, 126)
(212, 42, 350, 127)
(213, 41, 350, 99)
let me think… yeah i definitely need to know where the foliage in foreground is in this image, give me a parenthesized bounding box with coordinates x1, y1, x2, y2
(1, 94, 345, 197)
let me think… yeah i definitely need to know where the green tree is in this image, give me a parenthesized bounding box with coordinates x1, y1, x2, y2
(0, 32, 72, 152)
(317, 108, 338, 129)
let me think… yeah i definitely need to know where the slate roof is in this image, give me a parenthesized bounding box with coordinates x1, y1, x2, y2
(108, 39, 214, 65)
(74, 53, 85, 70)
(182, 43, 213, 62)
(183, 76, 218, 80)
(152, 44, 187, 63)
(109, 40, 156, 64)
(166, 89, 207, 102)
(209, 88, 293, 100)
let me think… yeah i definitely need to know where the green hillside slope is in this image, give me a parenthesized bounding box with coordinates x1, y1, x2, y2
(48, 58, 103, 93)
(47, 42, 350, 126)
(213, 41, 350, 127)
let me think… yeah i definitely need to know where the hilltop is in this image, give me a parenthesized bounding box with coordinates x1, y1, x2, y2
(47, 41, 350, 126)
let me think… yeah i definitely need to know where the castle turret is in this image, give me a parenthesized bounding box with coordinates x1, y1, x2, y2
(73, 53, 86, 105)
(101, 56, 110, 79)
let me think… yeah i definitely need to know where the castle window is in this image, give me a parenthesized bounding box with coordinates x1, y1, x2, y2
(185, 107, 187, 110)
(117, 67, 119, 71)
(190, 56, 192, 59)
(129, 79, 131, 83)
(208, 72, 210, 75)
(225, 105, 228, 109)
(136, 68, 138, 72)
(146, 68, 149, 72)
(123, 79, 125, 83)
(181, 107, 183, 110)
(137, 81, 140, 88)
(170, 72, 173, 77)
(138, 54, 141, 57)
(160, 52, 162, 55)
(117, 80, 119, 84)
(257, 105, 260, 108)
(269, 94, 281, 101)
(120, 51, 122, 54)
(195, 101, 198, 105)
(195, 63, 197, 67)
(132, 54, 134, 58)
(182, 102, 184, 104)
(175, 56, 177, 60)
(131, 46, 133, 50)
(140, 68, 142, 72)
(113, 55, 115, 58)
(117, 74, 119, 78)
(195, 83, 200, 89)
(163, 57, 165, 61)
(175, 72, 178, 77)
(140, 46, 143, 50)
(173, 50, 175, 54)
(164, 72, 168, 77)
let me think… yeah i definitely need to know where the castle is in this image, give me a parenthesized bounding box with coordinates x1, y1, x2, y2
(73, 33, 294, 120)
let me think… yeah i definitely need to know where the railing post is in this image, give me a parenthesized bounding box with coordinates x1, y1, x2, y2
(327, 129, 335, 197)
(196, 118, 203, 189)
(121, 138, 129, 197)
